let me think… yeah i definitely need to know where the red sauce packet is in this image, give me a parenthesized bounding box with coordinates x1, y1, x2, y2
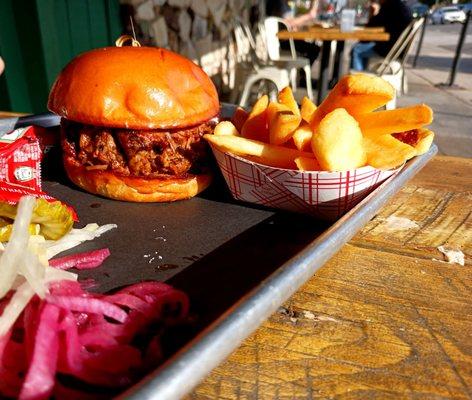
(0, 126, 78, 221)
(0, 126, 42, 192)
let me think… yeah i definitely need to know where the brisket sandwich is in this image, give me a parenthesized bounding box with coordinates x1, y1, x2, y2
(48, 46, 219, 202)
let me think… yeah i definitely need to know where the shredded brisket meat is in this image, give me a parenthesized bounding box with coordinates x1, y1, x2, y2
(61, 119, 214, 177)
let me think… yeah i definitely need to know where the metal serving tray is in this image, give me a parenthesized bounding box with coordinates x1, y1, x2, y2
(6, 108, 437, 399)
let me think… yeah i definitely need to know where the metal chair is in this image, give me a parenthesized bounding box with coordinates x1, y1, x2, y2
(230, 19, 291, 107)
(369, 17, 425, 96)
(259, 17, 314, 100)
(354, 18, 425, 109)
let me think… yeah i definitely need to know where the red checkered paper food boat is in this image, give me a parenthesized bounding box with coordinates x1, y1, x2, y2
(210, 145, 401, 220)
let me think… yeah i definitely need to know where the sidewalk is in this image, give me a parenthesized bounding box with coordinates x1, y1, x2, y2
(408, 23, 472, 105)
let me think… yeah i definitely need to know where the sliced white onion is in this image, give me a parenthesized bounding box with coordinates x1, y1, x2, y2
(44, 266, 77, 283)
(93, 224, 117, 236)
(0, 196, 36, 298)
(18, 249, 47, 298)
(84, 223, 99, 231)
(44, 223, 117, 259)
(0, 196, 113, 337)
(0, 281, 34, 336)
(28, 235, 48, 267)
(11, 276, 25, 291)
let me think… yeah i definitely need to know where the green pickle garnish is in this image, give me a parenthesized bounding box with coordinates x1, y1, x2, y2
(0, 199, 73, 241)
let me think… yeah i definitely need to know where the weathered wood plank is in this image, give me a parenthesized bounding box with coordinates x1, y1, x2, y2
(188, 156, 472, 399)
(191, 247, 472, 399)
(354, 185, 471, 262)
(409, 156, 472, 190)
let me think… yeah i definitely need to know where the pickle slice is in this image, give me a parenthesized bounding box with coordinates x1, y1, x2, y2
(0, 224, 40, 242)
(0, 199, 73, 241)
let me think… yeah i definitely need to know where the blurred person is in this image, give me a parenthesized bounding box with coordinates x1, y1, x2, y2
(0, 57, 4, 76)
(350, 0, 412, 71)
(368, 0, 381, 19)
(266, 0, 322, 67)
(266, 0, 292, 18)
(284, 1, 319, 28)
(335, 0, 348, 13)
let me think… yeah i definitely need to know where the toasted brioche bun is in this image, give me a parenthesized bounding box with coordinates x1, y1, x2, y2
(48, 47, 219, 129)
(49, 46, 218, 202)
(64, 161, 212, 202)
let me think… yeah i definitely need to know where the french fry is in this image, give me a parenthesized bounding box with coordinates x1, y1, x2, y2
(241, 95, 269, 142)
(294, 156, 321, 171)
(414, 128, 434, 155)
(357, 104, 433, 138)
(267, 102, 301, 145)
(223, 75, 433, 175)
(312, 108, 366, 171)
(270, 113, 301, 145)
(300, 96, 317, 123)
(204, 134, 315, 169)
(266, 101, 290, 123)
(292, 121, 312, 151)
(310, 74, 395, 133)
(278, 87, 300, 116)
(231, 107, 249, 132)
(364, 134, 416, 170)
(214, 121, 240, 136)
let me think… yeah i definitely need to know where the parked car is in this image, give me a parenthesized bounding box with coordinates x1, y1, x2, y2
(430, 6, 467, 24)
(410, 3, 429, 18)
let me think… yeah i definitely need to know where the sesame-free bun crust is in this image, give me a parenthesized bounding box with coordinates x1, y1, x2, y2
(48, 47, 219, 129)
(64, 161, 212, 202)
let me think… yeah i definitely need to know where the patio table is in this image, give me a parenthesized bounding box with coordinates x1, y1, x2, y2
(278, 27, 389, 104)
(189, 155, 472, 399)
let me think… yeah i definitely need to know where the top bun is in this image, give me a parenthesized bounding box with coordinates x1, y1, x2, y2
(48, 47, 219, 129)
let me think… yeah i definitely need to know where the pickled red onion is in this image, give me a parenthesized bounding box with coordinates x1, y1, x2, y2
(46, 296, 127, 323)
(0, 197, 188, 398)
(0, 281, 189, 399)
(49, 248, 110, 270)
(19, 304, 60, 400)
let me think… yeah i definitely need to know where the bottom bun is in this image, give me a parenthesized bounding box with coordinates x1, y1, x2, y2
(64, 162, 212, 202)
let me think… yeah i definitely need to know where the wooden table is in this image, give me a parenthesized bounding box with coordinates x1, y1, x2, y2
(189, 155, 472, 399)
(308, 26, 386, 33)
(278, 27, 390, 104)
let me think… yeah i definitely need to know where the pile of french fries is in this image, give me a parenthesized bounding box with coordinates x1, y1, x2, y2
(204, 74, 434, 172)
